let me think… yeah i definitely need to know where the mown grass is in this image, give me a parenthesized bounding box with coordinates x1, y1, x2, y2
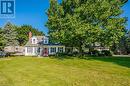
(0, 56, 130, 86)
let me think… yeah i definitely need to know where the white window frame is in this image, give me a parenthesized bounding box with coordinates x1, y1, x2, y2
(50, 47, 56, 53)
(58, 47, 63, 53)
(27, 47, 33, 53)
(32, 37, 37, 44)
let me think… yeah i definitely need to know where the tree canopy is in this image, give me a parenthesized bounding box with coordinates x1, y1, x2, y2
(0, 22, 44, 49)
(47, 0, 127, 54)
(0, 28, 5, 50)
(15, 25, 44, 46)
(3, 22, 19, 47)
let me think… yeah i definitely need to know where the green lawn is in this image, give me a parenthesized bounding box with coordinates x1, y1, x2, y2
(0, 57, 130, 86)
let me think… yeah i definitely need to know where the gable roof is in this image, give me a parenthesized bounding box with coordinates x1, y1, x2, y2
(25, 36, 44, 47)
(25, 36, 64, 47)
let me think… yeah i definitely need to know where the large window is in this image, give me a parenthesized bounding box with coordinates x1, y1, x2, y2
(58, 47, 63, 53)
(50, 47, 56, 53)
(34, 47, 37, 53)
(27, 47, 33, 53)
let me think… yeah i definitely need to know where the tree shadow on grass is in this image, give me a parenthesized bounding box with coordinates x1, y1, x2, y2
(85, 56, 130, 68)
(52, 55, 130, 68)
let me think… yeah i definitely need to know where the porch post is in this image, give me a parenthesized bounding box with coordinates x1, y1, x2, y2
(25, 47, 27, 55)
(48, 46, 50, 55)
(56, 47, 58, 53)
(63, 47, 65, 52)
(40, 47, 43, 56)
(33, 47, 35, 55)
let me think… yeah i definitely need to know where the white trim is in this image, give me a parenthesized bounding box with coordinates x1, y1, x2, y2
(31, 37, 38, 44)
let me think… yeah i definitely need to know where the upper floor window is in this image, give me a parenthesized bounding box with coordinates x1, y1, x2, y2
(32, 38, 37, 44)
(44, 39, 48, 44)
(43, 37, 48, 44)
(33, 39, 35, 43)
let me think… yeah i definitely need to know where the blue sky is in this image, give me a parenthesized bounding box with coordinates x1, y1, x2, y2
(0, 0, 129, 35)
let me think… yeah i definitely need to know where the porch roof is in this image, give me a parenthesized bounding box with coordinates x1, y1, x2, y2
(25, 43, 64, 47)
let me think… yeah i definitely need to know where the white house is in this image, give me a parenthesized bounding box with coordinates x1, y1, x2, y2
(25, 32, 65, 56)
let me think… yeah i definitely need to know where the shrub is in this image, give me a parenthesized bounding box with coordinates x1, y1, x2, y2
(88, 50, 100, 56)
(5, 52, 11, 57)
(101, 50, 113, 56)
(56, 52, 68, 57)
(72, 51, 79, 56)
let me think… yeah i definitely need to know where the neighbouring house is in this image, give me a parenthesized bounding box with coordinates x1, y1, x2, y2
(4, 46, 25, 55)
(25, 32, 65, 56)
(93, 42, 109, 51)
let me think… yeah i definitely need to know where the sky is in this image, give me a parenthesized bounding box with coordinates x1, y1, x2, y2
(0, 0, 129, 35)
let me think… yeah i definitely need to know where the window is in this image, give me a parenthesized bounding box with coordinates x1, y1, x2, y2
(44, 39, 48, 44)
(50, 47, 56, 53)
(58, 47, 63, 53)
(27, 47, 33, 53)
(33, 39, 35, 44)
(15, 48, 18, 51)
(32, 38, 37, 44)
(34, 47, 37, 53)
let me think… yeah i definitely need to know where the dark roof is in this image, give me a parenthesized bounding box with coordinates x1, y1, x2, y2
(40, 43, 64, 46)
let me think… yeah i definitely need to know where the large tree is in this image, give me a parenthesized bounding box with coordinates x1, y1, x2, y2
(0, 28, 5, 50)
(112, 30, 130, 55)
(15, 25, 44, 46)
(3, 22, 19, 47)
(46, 0, 127, 54)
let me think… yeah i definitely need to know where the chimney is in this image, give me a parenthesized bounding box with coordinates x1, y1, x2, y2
(29, 32, 32, 40)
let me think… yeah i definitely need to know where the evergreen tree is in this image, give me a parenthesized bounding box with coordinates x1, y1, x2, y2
(3, 22, 19, 46)
(0, 28, 5, 50)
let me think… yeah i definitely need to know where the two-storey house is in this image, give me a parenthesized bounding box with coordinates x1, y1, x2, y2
(25, 32, 65, 56)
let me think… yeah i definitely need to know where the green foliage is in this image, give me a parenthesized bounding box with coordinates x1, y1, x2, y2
(112, 30, 130, 55)
(89, 50, 100, 56)
(0, 23, 44, 48)
(47, 0, 127, 54)
(15, 25, 44, 46)
(88, 50, 113, 56)
(3, 22, 19, 46)
(0, 28, 5, 50)
(101, 50, 113, 56)
(126, 31, 130, 53)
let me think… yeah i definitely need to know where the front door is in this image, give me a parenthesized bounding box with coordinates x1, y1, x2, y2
(43, 48, 48, 56)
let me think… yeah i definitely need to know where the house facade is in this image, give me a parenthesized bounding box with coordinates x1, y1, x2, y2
(25, 32, 65, 56)
(4, 46, 25, 55)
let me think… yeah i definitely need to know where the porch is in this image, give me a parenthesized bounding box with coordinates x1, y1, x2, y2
(25, 46, 65, 56)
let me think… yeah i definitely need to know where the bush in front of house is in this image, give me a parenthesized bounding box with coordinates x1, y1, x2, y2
(88, 50, 100, 56)
(101, 50, 113, 56)
(0, 51, 11, 58)
(72, 51, 79, 56)
(88, 50, 113, 56)
(56, 52, 68, 57)
(55, 50, 113, 58)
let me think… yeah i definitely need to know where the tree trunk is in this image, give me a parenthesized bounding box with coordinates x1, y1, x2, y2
(79, 45, 83, 56)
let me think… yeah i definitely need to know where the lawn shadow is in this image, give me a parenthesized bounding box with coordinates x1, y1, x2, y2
(50, 56, 75, 60)
(50, 55, 130, 68)
(86, 56, 130, 68)
(51, 55, 130, 68)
